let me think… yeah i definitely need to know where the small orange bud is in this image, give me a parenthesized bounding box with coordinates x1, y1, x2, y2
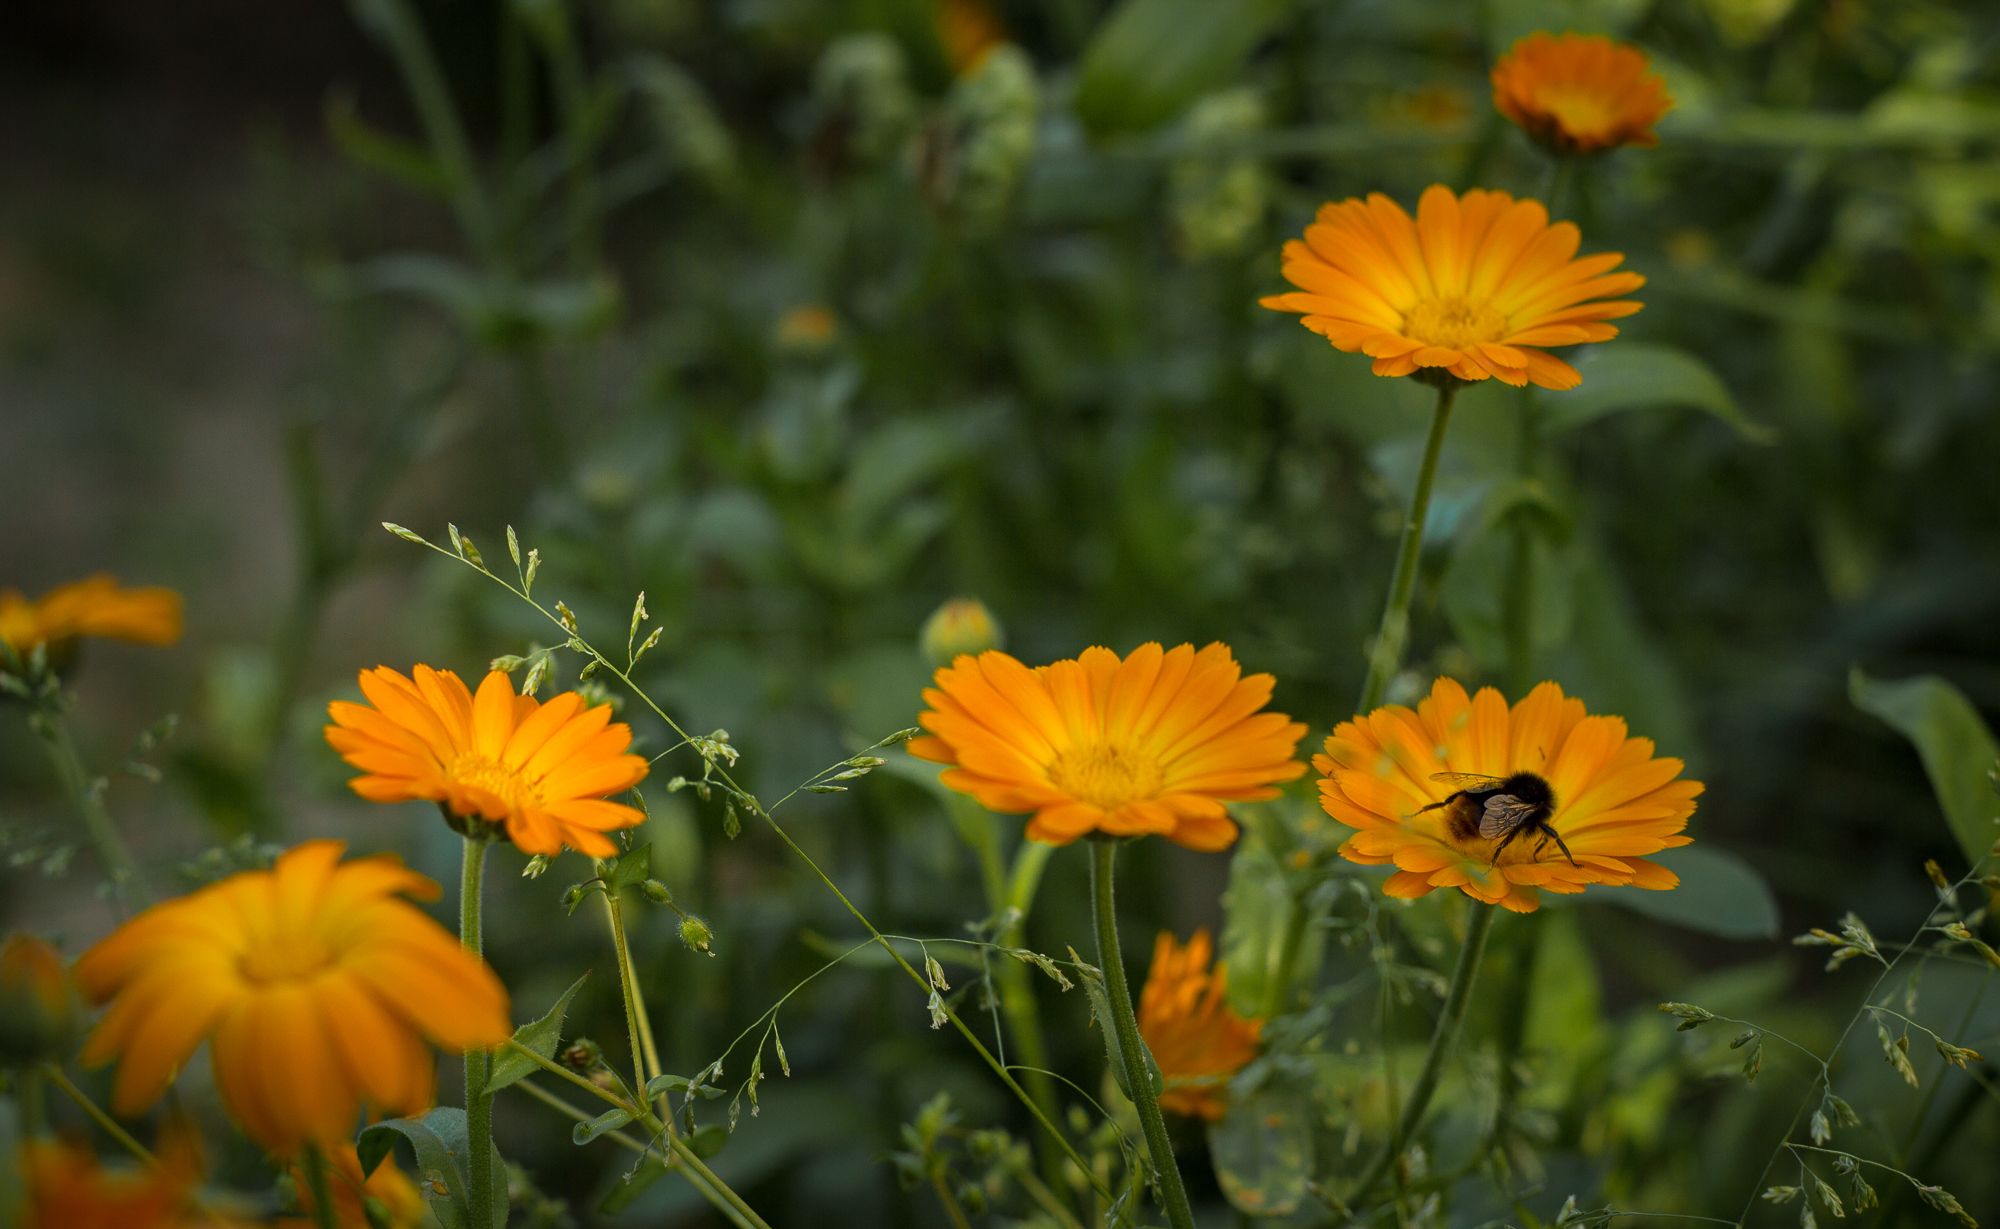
(919, 598, 1003, 667)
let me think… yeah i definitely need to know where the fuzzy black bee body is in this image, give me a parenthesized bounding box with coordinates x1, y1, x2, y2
(1417, 771, 1574, 867)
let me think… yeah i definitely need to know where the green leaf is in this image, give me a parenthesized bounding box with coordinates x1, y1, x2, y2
(598, 1156, 671, 1215)
(1208, 1087, 1312, 1216)
(607, 843, 652, 891)
(1589, 846, 1780, 940)
(1072, 946, 1162, 1103)
(484, 973, 589, 1096)
(1551, 344, 1773, 442)
(1851, 671, 2000, 870)
(357, 1107, 506, 1229)
(1073, 0, 1291, 134)
(323, 88, 449, 195)
(688, 1123, 730, 1158)
(572, 1106, 635, 1145)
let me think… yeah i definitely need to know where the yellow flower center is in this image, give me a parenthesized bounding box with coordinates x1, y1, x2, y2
(448, 754, 539, 810)
(237, 941, 333, 985)
(1049, 743, 1165, 809)
(1402, 296, 1508, 349)
(1539, 88, 1616, 138)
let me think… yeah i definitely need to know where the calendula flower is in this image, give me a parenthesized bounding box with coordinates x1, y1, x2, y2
(281, 1145, 426, 1229)
(0, 932, 81, 1064)
(1491, 32, 1672, 155)
(1259, 184, 1643, 390)
(1138, 930, 1261, 1121)
(325, 665, 648, 857)
(909, 642, 1306, 851)
(1317, 679, 1701, 914)
(0, 574, 181, 657)
(75, 840, 511, 1155)
(919, 597, 1003, 666)
(936, 0, 1006, 76)
(18, 1135, 245, 1229)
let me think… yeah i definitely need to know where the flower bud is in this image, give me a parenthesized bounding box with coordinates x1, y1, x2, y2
(641, 879, 674, 905)
(561, 1037, 604, 1073)
(0, 933, 80, 1065)
(920, 598, 1003, 667)
(679, 914, 716, 957)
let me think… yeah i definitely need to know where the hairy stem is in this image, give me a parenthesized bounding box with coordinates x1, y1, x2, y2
(1357, 382, 1460, 713)
(460, 837, 496, 1229)
(1088, 839, 1196, 1229)
(1342, 902, 1496, 1215)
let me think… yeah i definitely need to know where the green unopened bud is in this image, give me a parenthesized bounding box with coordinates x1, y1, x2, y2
(918, 45, 1038, 231)
(641, 879, 674, 905)
(679, 914, 716, 957)
(920, 597, 1003, 667)
(0, 933, 80, 1064)
(561, 1037, 604, 1072)
(812, 34, 915, 167)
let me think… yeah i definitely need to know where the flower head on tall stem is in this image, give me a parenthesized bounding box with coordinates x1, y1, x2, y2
(1259, 184, 1643, 390)
(325, 664, 648, 857)
(1318, 678, 1701, 912)
(74, 840, 511, 1155)
(909, 642, 1306, 851)
(1491, 32, 1673, 155)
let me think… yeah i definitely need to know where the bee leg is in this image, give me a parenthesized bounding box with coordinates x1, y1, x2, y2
(1544, 826, 1579, 868)
(1487, 826, 1524, 868)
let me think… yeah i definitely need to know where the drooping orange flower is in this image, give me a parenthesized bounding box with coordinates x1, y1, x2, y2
(1491, 32, 1673, 155)
(280, 1145, 426, 1229)
(75, 840, 511, 1156)
(0, 574, 182, 656)
(325, 665, 648, 857)
(1138, 930, 1261, 1121)
(909, 642, 1306, 852)
(19, 1135, 248, 1229)
(1317, 679, 1701, 914)
(1258, 184, 1643, 390)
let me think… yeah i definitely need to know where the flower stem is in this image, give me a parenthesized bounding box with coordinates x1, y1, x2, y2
(34, 707, 148, 907)
(302, 1144, 339, 1229)
(459, 836, 497, 1229)
(1357, 382, 1460, 713)
(1087, 839, 1196, 1229)
(1341, 902, 1495, 1213)
(1501, 386, 1541, 697)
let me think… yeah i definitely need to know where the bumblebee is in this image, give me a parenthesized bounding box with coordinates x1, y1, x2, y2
(1417, 771, 1573, 867)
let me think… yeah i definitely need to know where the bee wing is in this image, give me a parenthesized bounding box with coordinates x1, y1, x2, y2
(1477, 794, 1540, 839)
(1431, 771, 1506, 790)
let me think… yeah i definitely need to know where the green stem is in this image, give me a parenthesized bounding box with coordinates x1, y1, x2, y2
(460, 837, 497, 1229)
(931, 1171, 977, 1229)
(1087, 839, 1196, 1229)
(1501, 387, 1541, 697)
(36, 708, 147, 907)
(1357, 383, 1459, 713)
(512, 1079, 755, 1229)
(1341, 903, 1495, 1215)
(42, 1063, 154, 1167)
(503, 1041, 775, 1229)
(302, 1144, 340, 1229)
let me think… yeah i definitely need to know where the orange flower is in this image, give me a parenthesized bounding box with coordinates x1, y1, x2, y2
(0, 574, 182, 656)
(19, 1136, 246, 1229)
(281, 1145, 426, 1229)
(1138, 930, 1261, 1121)
(1316, 679, 1701, 914)
(75, 840, 511, 1155)
(936, 0, 1006, 75)
(1259, 184, 1642, 390)
(0, 932, 81, 1064)
(909, 642, 1306, 852)
(1491, 32, 1672, 155)
(325, 665, 648, 857)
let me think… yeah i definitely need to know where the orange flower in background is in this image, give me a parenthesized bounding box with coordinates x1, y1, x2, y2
(0, 574, 182, 656)
(910, 642, 1306, 852)
(1317, 679, 1701, 914)
(1138, 930, 1261, 1120)
(0, 932, 81, 1064)
(936, 0, 1006, 75)
(1259, 184, 1643, 390)
(325, 665, 648, 857)
(1492, 32, 1673, 155)
(19, 1136, 245, 1229)
(75, 840, 511, 1155)
(281, 1145, 426, 1229)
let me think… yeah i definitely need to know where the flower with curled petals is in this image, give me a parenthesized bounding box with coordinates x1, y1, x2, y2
(0, 574, 182, 658)
(1317, 679, 1700, 913)
(908, 642, 1306, 852)
(1492, 32, 1673, 155)
(325, 665, 647, 857)
(1259, 184, 1643, 390)
(74, 840, 511, 1156)
(1138, 930, 1261, 1121)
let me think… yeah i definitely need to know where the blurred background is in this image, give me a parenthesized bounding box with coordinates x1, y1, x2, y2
(4, 0, 2000, 1225)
